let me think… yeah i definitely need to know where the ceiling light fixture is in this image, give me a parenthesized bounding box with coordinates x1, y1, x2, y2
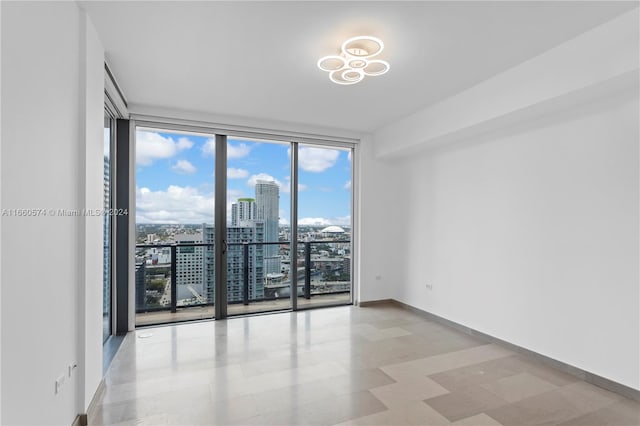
(317, 36, 389, 85)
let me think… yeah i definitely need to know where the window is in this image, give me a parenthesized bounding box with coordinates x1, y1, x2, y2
(133, 124, 356, 326)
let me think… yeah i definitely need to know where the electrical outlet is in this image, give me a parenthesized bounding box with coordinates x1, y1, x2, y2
(55, 374, 66, 394)
(425, 283, 433, 290)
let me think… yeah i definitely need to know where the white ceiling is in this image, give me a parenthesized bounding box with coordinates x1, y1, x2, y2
(82, 1, 635, 133)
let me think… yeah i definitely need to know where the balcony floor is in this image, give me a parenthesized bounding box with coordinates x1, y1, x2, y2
(135, 292, 351, 326)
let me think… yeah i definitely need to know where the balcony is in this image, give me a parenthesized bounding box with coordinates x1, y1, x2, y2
(135, 240, 352, 326)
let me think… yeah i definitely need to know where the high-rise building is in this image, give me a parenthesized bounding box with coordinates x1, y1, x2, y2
(255, 180, 280, 275)
(135, 260, 146, 309)
(227, 222, 265, 302)
(103, 155, 111, 314)
(342, 255, 351, 279)
(231, 197, 256, 226)
(175, 232, 204, 304)
(176, 223, 263, 305)
(202, 224, 215, 304)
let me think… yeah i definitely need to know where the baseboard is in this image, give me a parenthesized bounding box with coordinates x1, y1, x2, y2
(383, 299, 640, 402)
(79, 378, 105, 425)
(358, 298, 393, 307)
(72, 414, 86, 426)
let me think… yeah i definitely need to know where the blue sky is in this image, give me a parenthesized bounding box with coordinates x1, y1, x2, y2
(135, 130, 351, 225)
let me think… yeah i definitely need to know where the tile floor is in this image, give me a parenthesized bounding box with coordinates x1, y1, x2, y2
(90, 304, 640, 425)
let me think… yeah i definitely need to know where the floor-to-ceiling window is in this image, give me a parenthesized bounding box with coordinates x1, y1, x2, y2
(133, 124, 355, 326)
(103, 63, 129, 363)
(135, 127, 215, 326)
(296, 144, 353, 309)
(103, 114, 113, 342)
(225, 137, 293, 316)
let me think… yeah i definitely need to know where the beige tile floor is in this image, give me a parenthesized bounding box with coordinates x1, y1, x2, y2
(92, 304, 640, 425)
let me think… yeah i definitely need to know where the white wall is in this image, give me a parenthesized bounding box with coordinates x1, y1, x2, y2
(79, 10, 106, 413)
(398, 94, 638, 389)
(0, 2, 3, 421)
(1, 2, 105, 424)
(357, 136, 405, 302)
(372, 8, 640, 390)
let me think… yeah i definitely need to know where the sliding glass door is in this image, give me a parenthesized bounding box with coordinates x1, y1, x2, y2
(134, 127, 215, 326)
(225, 138, 292, 316)
(297, 144, 353, 309)
(134, 125, 353, 326)
(103, 114, 113, 342)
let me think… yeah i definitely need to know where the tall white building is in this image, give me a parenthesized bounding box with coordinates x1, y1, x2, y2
(175, 231, 205, 304)
(102, 155, 110, 315)
(255, 180, 280, 274)
(231, 197, 256, 226)
(227, 222, 265, 302)
(182, 223, 264, 305)
(202, 224, 215, 304)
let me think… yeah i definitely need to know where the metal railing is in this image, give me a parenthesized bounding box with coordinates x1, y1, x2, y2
(136, 242, 214, 313)
(135, 240, 351, 314)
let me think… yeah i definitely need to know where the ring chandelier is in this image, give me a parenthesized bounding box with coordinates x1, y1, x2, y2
(317, 36, 390, 85)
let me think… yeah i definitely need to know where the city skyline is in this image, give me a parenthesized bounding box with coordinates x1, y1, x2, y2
(134, 129, 352, 226)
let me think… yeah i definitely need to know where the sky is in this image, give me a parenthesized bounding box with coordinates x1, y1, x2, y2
(133, 129, 352, 226)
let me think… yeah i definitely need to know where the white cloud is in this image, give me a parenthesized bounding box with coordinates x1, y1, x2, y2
(248, 173, 277, 187)
(298, 217, 332, 226)
(299, 147, 340, 172)
(247, 173, 288, 193)
(227, 167, 249, 179)
(344, 180, 351, 190)
(136, 185, 213, 224)
(287, 147, 340, 173)
(136, 131, 193, 165)
(202, 139, 251, 159)
(171, 159, 197, 175)
(137, 184, 247, 225)
(348, 151, 352, 162)
(177, 137, 194, 150)
(228, 143, 251, 159)
(104, 128, 111, 158)
(333, 215, 351, 226)
(284, 176, 307, 192)
(202, 138, 215, 156)
(136, 184, 350, 228)
(298, 216, 351, 226)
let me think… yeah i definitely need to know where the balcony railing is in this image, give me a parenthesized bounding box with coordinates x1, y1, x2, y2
(135, 240, 351, 314)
